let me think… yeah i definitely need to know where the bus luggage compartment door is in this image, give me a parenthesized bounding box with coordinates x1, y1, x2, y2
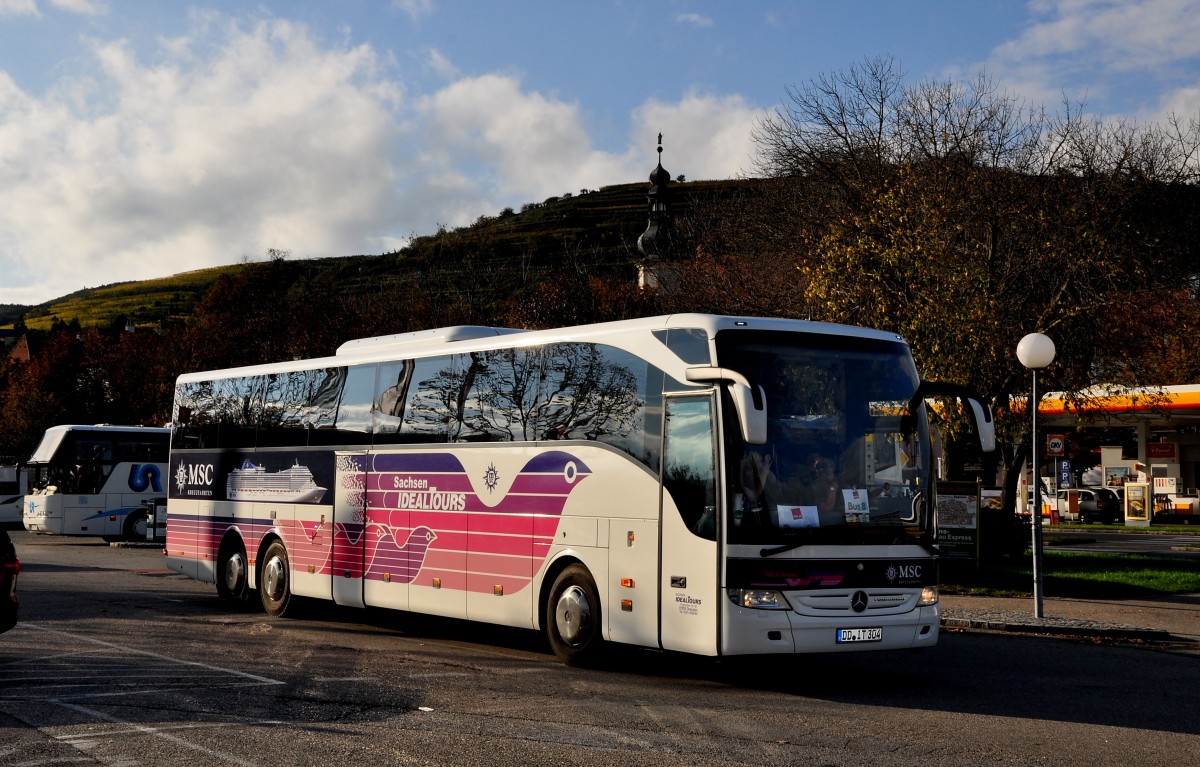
(332, 452, 369, 609)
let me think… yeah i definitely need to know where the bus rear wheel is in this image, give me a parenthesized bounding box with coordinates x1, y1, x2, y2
(260, 540, 293, 618)
(216, 539, 252, 604)
(545, 564, 603, 666)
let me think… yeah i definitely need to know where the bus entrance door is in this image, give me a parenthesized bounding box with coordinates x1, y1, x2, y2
(659, 395, 720, 656)
(332, 452, 368, 609)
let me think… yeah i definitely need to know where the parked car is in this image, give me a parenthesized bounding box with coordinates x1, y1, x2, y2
(1078, 486, 1124, 524)
(1, 529, 18, 634)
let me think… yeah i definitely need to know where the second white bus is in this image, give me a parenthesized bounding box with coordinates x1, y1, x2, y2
(22, 425, 169, 541)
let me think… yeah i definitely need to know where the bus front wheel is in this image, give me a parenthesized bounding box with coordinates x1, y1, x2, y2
(216, 539, 252, 605)
(545, 564, 603, 666)
(123, 509, 148, 542)
(260, 540, 293, 618)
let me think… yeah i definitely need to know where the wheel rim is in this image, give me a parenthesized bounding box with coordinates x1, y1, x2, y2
(223, 551, 245, 592)
(554, 584, 592, 646)
(131, 514, 147, 538)
(263, 555, 285, 602)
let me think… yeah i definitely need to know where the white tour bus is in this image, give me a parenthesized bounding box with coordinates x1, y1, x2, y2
(23, 425, 170, 541)
(165, 314, 993, 664)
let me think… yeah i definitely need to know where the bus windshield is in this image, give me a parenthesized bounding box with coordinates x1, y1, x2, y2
(716, 330, 931, 545)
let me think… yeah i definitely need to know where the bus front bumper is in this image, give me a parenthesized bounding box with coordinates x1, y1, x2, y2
(722, 603, 940, 655)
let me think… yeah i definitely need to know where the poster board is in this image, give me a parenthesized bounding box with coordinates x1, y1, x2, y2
(1124, 482, 1150, 527)
(936, 481, 980, 561)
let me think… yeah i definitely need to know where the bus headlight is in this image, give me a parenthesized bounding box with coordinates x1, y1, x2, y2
(727, 588, 792, 610)
(918, 585, 938, 606)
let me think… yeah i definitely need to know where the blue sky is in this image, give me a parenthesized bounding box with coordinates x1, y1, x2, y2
(2, 0, 1198, 305)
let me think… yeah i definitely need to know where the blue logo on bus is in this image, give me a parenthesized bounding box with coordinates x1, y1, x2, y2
(128, 464, 162, 493)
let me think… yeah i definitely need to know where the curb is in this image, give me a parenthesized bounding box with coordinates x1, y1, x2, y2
(940, 611, 1174, 642)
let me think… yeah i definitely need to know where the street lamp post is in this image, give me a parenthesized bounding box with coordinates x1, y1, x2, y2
(1017, 332, 1056, 619)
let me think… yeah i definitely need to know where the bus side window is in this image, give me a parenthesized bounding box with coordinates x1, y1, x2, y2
(455, 348, 540, 442)
(372, 360, 414, 443)
(397, 356, 455, 443)
(174, 383, 218, 449)
(533, 343, 649, 463)
(663, 396, 717, 541)
(323, 363, 376, 445)
(211, 376, 262, 449)
(259, 371, 309, 447)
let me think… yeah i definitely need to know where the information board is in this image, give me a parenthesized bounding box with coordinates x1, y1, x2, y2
(936, 481, 980, 560)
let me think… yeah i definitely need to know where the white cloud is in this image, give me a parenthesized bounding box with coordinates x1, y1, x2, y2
(0, 19, 407, 302)
(0, 0, 39, 15)
(418, 73, 629, 203)
(1161, 82, 1200, 117)
(1007, 0, 1200, 68)
(424, 47, 458, 80)
(0, 0, 103, 15)
(48, 0, 106, 14)
(392, 0, 433, 23)
(630, 90, 763, 181)
(985, 0, 1200, 116)
(676, 12, 713, 28)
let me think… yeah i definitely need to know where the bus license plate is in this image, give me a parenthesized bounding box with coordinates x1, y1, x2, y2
(837, 627, 882, 643)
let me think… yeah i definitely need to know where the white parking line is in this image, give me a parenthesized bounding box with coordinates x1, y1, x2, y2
(53, 700, 270, 767)
(17, 623, 284, 686)
(2, 622, 290, 766)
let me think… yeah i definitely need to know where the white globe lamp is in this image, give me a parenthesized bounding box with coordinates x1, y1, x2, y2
(1017, 332, 1055, 619)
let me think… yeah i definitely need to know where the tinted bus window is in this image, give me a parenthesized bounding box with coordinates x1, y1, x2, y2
(217, 376, 263, 449)
(398, 355, 455, 443)
(259, 367, 355, 447)
(373, 361, 414, 443)
(322, 363, 375, 445)
(455, 348, 543, 442)
(534, 343, 651, 466)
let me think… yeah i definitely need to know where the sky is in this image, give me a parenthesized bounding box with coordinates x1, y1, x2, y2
(2, 1, 1199, 306)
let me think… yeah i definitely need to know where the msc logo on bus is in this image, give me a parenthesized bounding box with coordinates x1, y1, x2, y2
(885, 564, 922, 583)
(175, 461, 215, 495)
(128, 464, 163, 493)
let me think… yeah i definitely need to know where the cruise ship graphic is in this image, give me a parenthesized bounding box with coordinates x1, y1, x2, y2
(226, 460, 327, 503)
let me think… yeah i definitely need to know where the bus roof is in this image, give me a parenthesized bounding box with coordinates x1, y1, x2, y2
(175, 314, 907, 383)
(35, 424, 170, 435)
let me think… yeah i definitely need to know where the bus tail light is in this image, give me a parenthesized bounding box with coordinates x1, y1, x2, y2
(728, 589, 791, 610)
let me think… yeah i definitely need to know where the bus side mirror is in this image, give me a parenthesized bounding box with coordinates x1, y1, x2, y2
(731, 381, 768, 445)
(685, 367, 768, 445)
(905, 381, 996, 454)
(967, 397, 996, 453)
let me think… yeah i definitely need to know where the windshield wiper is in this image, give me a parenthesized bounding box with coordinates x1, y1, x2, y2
(759, 541, 805, 557)
(760, 533, 939, 558)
